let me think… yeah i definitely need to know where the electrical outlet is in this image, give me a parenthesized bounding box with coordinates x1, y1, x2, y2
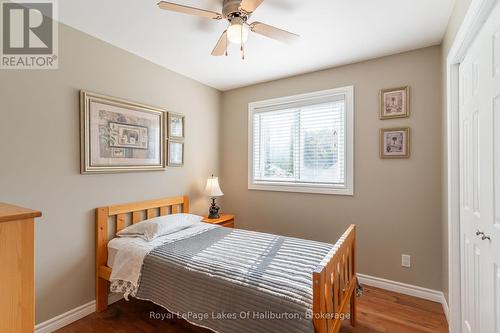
(402, 254, 411, 268)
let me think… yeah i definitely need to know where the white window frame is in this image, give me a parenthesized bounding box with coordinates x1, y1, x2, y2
(248, 86, 354, 196)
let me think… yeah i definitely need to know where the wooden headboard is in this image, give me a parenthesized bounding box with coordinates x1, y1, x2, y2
(95, 195, 189, 311)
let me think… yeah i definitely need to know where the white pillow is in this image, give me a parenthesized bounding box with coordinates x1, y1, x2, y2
(116, 213, 202, 241)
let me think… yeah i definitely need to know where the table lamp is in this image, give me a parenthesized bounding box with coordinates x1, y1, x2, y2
(204, 175, 224, 219)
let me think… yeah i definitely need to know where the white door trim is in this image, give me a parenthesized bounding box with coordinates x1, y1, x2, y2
(446, 0, 499, 332)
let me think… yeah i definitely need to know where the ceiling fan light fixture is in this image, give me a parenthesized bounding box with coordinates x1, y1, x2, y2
(157, 1, 299, 57)
(227, 18, 249, 44)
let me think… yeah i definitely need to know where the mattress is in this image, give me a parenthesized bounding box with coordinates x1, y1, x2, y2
(108, 223, 335, 333)
(107, 242, 119, 268)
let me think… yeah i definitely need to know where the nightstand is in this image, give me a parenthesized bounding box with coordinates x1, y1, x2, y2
(202, 214, 235, 228)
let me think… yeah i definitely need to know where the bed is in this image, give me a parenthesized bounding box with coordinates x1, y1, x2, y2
(96, 196, 357, 333)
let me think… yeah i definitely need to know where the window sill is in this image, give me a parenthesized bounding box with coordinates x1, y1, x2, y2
(248, 182, 354, 196)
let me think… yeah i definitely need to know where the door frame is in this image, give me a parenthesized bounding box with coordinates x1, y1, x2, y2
(446, 0, 499, 331)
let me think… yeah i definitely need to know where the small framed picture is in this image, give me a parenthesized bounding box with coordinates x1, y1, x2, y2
(168, 113, 185, 139)
(168, 140, 184, 166)
(380, 127, 410, 159)
(380, 86, 410, 119)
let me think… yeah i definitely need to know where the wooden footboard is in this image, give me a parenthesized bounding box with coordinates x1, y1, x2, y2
(312, 224, 356, 333)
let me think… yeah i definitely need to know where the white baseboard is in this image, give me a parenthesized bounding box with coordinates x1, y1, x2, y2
(357, 273, 449, 321)
(35, 294, 123, 333)
(35, 301, 95, 333)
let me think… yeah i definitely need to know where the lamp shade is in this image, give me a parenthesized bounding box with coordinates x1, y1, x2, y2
(205, 175, 224, 197)
(227, 17, 249, 44)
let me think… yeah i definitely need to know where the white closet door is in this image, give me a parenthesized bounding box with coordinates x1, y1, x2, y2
(459, 2, 500, 332)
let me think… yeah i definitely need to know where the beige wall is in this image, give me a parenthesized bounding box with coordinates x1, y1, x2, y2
(0, 24, 221, 323)
(0, 11, 462, 323)
(221, 46, 443, 290)
(440, 0, 472, 301)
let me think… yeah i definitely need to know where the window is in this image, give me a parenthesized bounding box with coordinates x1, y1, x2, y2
(248, 86, 354, 195)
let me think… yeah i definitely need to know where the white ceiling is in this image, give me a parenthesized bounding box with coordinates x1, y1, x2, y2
(59, 0, 455, 91)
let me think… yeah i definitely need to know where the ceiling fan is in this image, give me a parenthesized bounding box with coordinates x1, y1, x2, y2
(158, 0, 299, 59)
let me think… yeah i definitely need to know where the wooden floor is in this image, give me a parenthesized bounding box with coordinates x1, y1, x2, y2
(56, 286, 448, 333)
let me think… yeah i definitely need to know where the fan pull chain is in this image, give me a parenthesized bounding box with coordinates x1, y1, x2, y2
(240, 25, 245, 60)
(225, 31, 228, 56)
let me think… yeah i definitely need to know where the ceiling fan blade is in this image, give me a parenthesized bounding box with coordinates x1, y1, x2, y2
(240, 0, 264, 13)
(211, 31, 228, 56)
(249, 22, 299, 43)
(158, 1, 222, 20)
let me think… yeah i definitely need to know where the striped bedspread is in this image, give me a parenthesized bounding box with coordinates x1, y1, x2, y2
(135, 226, 333, 333)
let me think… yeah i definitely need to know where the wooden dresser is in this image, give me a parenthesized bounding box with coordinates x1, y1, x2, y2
(0, 203, 41, 333)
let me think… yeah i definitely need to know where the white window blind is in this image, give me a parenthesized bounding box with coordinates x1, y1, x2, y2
(248, 87, 353, 195)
